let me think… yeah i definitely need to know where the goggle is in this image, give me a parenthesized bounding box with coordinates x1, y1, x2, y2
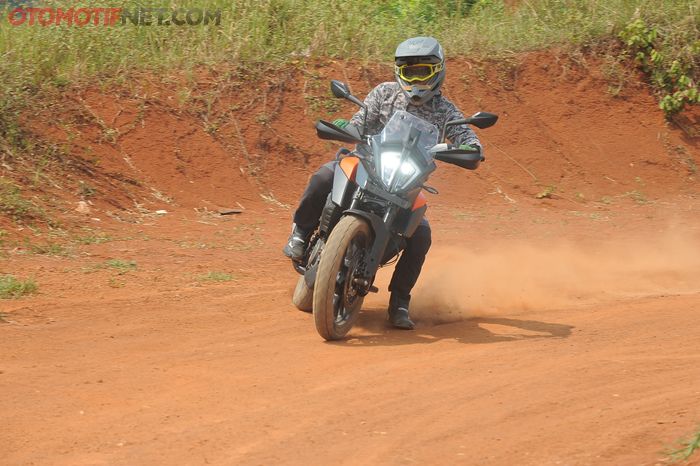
(395, 62, 443, 83)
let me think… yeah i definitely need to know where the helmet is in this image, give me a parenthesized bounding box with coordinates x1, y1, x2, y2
(394, 36, 446, 106)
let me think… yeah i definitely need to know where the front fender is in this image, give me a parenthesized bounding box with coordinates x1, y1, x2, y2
(343, 209, 385, 237)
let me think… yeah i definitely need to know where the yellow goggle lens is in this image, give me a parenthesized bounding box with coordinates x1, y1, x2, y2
(395, 63, 443, 83)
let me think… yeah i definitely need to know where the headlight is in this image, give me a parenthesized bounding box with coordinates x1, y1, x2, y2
(380, 151, 418, 190)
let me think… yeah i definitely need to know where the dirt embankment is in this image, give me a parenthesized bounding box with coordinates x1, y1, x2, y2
(1, 50, 699, 466)
(3, 50, 697, 235)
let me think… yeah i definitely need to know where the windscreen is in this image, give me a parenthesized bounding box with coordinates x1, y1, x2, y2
(371, 110, 439, 193)
(378, 110, 438, 165)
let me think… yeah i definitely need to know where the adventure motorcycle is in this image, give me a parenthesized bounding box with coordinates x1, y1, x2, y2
(291, 80, 497, 341)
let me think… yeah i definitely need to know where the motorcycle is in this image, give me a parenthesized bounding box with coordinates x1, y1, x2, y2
(292, 80, 497, 341)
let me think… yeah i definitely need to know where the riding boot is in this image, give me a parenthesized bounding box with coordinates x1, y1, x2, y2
(283, 224, 310, 261)
(388, 293, 415, 330)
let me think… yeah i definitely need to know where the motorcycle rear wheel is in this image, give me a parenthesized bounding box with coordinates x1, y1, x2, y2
(292, 275, 313, 313)
(313, 215, 370, 341)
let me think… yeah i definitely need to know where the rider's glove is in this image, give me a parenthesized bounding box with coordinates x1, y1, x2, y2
(333, 118, 349, 129)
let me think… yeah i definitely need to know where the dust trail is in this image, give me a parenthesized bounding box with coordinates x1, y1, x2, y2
(411, 229, 700, 322)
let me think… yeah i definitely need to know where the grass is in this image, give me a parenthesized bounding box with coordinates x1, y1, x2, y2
(78, 181, 96, 198)
(0, 231, 114, 256)
(667, 426, 700, 463)
(0, 1, 696, 116)
(26, 241, 70, 256)
(1, 2, 697, 109)
(108, 277, 125, 288)
(1, 1, 696, 85)
(623, 189, 653, 205)
(197, 271, 234, 282)
(82, 259, 137, 274)
(0, 274, 38, 299)
(74, 232, 113, 245)
(104, 259, 137, 274)
(0, 177, 49, 224)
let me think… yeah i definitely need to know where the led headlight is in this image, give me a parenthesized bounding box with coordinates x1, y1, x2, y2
(379, 151, 417, 190)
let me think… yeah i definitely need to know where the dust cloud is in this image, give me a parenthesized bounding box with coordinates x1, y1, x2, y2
(411, 229, 700, 322)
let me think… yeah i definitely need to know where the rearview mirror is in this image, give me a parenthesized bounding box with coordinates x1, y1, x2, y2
(329, 79, 366, 109)
(464, 112, 498, 129)
(331, 80, 351, 99)
(439, 111, 498, 142)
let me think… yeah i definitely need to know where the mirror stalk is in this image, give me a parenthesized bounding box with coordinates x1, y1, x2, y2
(330, 80, 368, 138)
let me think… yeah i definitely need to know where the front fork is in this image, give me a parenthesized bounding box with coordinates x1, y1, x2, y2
(344, 205, 398, 296)
(293, 193, 341, 276)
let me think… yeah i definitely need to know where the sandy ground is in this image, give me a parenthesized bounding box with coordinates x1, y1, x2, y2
(2, 197, 700, 466)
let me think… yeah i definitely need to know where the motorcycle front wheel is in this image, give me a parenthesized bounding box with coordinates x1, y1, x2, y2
(313, 215, 370, 341)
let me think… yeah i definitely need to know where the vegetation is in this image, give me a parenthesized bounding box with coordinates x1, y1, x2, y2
(0, 177, 48, 223)
(197, 271, 234, 282)
(668, 425, 700, 463)
(75, 232, 113, 245)
(103, 259, 137, 274)
(26, 241, 69, 256)
(0, 274, 38, 299)
(1, 1, 696, 88)
(619, 16, 699, 115)
(0, 0, 695, 120)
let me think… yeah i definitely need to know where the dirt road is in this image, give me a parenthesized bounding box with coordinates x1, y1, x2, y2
(2, 52, 700, 465)
(2, 199, 700, 465)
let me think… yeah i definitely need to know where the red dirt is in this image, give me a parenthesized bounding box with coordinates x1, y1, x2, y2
(1, 51, 700, 465)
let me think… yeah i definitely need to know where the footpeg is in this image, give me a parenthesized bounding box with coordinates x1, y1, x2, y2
(352, 278, 379, 294)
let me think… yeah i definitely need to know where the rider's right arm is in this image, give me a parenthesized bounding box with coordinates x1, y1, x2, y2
(348, 83, 386, 134)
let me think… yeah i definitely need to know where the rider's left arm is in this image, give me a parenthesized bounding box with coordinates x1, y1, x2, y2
(445, 105, 482, 149)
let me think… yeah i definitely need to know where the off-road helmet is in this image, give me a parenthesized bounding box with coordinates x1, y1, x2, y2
(394, 36, 446, 106)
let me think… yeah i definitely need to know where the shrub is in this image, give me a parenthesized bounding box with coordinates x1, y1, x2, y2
(0, 274, 38, 299)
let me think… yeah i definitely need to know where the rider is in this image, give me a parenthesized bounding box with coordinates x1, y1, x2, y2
(284, 36, 481, 330)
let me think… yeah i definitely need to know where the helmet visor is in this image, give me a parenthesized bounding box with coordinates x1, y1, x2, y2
(395, 63, 443, 83)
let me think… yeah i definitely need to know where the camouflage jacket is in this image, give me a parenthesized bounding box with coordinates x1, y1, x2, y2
(348, 82, 481, 148)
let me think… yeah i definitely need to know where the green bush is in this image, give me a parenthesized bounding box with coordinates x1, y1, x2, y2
(620, 16, 699, 116)
(0, 274, 38, 299)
